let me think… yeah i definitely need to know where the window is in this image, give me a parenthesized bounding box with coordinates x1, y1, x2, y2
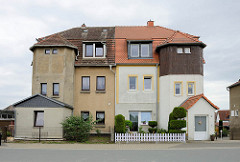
(82, 76, 90, 91)
(187, 82, 195, 95)
(144, 76, 152, 90)
(2, 114, 7, 119)
(41, 83, 47, 95)
(128, 41, 152, 58)
(129, 76, 137, 90)
(129, 111, 152, 131)
(141, 112, 152, 125)
(52, 49, 58, 54)
(96, 76, 105, 91)
(96, 111, 105, 124)
(231, 110, 235, 116)
(45, 49, 50, 54)
(34, 111, 44, 127)
(177, 47, 191, 54)
(81, 111, 89, 121)
(235, 110, 239, 117)
(53, 83, 59, 96)
(83, 42, 106, 58)
(175, 82, 182, 95)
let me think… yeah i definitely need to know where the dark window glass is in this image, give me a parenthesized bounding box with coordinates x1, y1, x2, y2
(2, 114, 7, 119)
(52, 49, 58, 54)
(96, 111, 105, 124)
(82, 76, 90, 91)
(85, 45, 93, 57)
(34, 111, 44, 127)
(81, 111, 89, 121)
(45, 49, 50, 54)
(53, 83, 59, 96)
(130, 112, 138, 131)
(96, 76, 105, 91)
(41, 83, 47, 95)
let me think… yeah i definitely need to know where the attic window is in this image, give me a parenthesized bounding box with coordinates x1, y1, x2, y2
(83, 29, 88, 33)
(177, 47, 191, 54)
(103, 29, 107, 32)
(128, 41, 153, 58)
(45, 49, 50, 54)
(83, 42, 106, 58)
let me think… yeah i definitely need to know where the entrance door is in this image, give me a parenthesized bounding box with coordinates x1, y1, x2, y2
(194, 116, 208, 140)
(129, 112, 138, 131)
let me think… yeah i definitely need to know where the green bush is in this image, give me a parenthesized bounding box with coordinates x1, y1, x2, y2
(173, 107, 186, 118)
(138, 126, 145, 133)
(222, 128, 229, 137)
(168, 129, 186, 133)
(148, 121, 158, 128)
(115, 114, 126, 133)
(125, 120, 133, 129)
(169, 112, 175, 121)
(170, 120, 186, 129)
(148, 128, 157, 133)
(157, 129, 167, 133)
(61, 115, 95, 142)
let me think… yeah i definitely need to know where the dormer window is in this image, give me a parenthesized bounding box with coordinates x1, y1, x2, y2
(128, 41, 152, 59)
(177, 47, 191, 54)
(83, 42, 106, 58)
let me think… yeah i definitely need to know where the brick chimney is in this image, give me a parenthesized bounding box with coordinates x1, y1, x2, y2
(147, 20, 154, 27)
(81, 23, 86, 27)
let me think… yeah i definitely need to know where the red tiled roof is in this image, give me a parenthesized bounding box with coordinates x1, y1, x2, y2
(215, 122, 229, 127)
(217, 110, 230, 121)
(180, 94, 219, 110)
(30, 34, 77, 51)
(228, 80, 240, 89)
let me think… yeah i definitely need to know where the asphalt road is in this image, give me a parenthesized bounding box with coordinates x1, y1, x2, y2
(1, 142, 240, 162)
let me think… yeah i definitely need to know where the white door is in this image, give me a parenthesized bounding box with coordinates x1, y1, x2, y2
(194, 116, 208, 140)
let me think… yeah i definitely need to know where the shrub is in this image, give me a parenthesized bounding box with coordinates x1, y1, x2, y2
(61, 115, 95, 142)
(172, 107, 186, 118)
(170, 120, 186, 129)
(222, 128, 229, 137)
(115, 114, 126, 133)
(138, 126, 145, 133)
(148, 128, 157, 133)
(148, 121, 158, 128)
(168, 129, 186, 133)
(169, 112, 175, 121)
(157, 129, 167, 133)
(125, 120, 133, 129)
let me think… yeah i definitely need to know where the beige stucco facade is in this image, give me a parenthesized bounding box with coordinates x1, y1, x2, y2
(32, 47, 75, 106)
(15, 107, 72, 139)
(229, 85, 240, 139)
(74, 66, 115, 134)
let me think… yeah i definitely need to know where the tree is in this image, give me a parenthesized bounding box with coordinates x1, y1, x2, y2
(61, 115, 95, 142)
(168, 107, 186, 133)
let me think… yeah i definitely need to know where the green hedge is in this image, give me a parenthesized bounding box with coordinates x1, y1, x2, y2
(148, 121, 157, 128)
(170, 120, 186, 129)
(168, 129, 186, 133)
(173, 107, 186, 118)
(148, 128, 157, 133)
(115, 114, 126, 133)
(125, 120, 133, 129)
(169, 112, 176, 121)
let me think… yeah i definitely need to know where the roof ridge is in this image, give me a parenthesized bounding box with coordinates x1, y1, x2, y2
(177, 31, 201, 43)
(35, 33, 57, 45)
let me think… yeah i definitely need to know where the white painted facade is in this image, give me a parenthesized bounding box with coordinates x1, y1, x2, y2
(15, 107, 72, 139)
(187, 98, 216, 140)
(159, 74, 204, 130)
(116, 66, 158, 131)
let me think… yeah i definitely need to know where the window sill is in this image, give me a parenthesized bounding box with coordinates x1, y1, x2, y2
(96, 91, 106, 93)
(82, 57, 106, 59)
(81, 91, 90, 94)
(95, 124, 105, 128)
(51, 96, 59, 98)
(128, 57, 153, 59)
(174, 94, 182, 97)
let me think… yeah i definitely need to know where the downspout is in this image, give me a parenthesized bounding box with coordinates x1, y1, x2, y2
(156, 64, 159, 127)
(109, 65, 115, 74)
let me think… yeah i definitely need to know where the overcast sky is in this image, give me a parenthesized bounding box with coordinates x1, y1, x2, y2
(0, 0, 239, 110)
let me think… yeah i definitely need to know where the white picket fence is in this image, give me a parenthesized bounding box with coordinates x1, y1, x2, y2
(115, 133, 186, 143)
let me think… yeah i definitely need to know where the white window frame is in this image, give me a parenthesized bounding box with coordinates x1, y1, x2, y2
(177, 47, 191, 54)
(231, 110, 235, 116)
(143, 76, 153, 91)
(187, 82, 195, 95)
(235, 110, 239, 117)
(83, 42, 106, 58)
(174, 82, 182, 96)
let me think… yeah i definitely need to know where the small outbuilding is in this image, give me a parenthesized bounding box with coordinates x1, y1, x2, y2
(13, 94, 73, 139)
(180, 94, 219, 140)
